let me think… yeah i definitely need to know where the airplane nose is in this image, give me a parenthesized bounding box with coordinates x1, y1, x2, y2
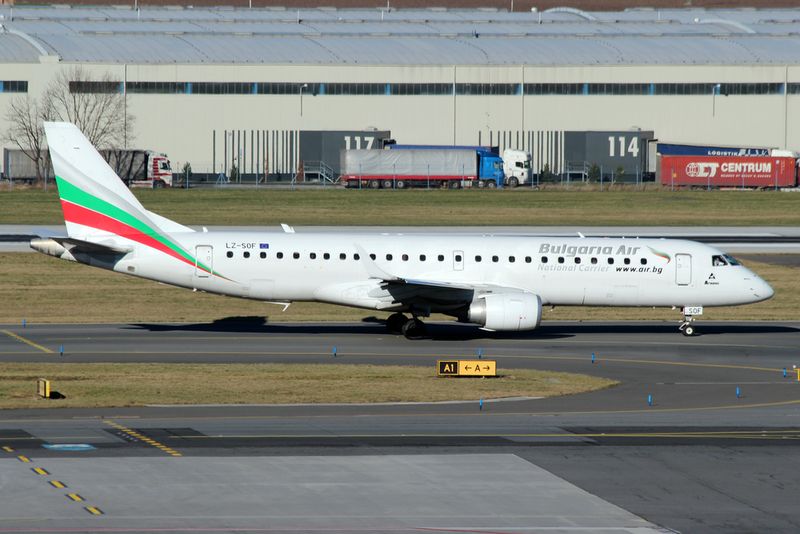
(754, 278, 774, 301)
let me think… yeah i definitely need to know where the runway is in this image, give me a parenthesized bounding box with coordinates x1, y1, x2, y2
(1, 321, 799, 533)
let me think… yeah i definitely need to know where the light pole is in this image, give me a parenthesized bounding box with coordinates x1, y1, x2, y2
(712, 83, 721, 117)
(299, 83, 308, 117)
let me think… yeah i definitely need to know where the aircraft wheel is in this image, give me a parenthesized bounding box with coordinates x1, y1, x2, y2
(386, 313, 407, 335)
(683, 325, 695, 336)
(402, 318, 426, 339)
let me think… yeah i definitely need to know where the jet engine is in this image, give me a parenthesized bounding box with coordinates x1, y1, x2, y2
(467, 293, 542, 331)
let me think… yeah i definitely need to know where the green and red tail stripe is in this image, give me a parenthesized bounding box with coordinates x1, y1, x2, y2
(57, 176, 222, 278)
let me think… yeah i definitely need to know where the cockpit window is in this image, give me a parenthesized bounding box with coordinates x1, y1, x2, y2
(712, 255, 728, 266)
(723, 254, 741, 266)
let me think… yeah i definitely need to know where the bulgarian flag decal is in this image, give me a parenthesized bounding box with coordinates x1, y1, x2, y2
(56, 175, 222, 277)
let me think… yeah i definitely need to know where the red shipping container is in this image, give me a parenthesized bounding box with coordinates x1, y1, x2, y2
(660, 155, 797, 188)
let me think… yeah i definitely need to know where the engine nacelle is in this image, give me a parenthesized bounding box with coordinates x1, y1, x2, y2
(467, 293, 542, 331)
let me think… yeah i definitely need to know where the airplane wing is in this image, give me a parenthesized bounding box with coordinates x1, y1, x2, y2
(354, 243, 525, 295)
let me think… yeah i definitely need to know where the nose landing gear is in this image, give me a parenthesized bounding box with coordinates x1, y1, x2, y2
(679, 306, 702, 336)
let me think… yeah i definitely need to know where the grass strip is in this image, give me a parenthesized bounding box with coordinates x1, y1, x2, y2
(0, 363, 616, 409)
(0, 253, 794, 323)
(2, 188, 799, 226)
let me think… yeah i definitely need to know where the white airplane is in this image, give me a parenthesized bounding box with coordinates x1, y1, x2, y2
(31, 122, 773, 338)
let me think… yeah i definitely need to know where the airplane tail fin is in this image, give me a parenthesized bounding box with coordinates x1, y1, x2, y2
(44, 122, 193, 242)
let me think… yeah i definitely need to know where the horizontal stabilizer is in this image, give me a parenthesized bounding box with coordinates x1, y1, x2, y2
(51, 237, 132, 254)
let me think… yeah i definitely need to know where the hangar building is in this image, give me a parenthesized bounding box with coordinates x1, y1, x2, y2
(2, 5, 800, 179)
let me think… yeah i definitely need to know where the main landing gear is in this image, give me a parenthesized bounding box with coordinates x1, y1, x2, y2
(386, 313, 427, 339)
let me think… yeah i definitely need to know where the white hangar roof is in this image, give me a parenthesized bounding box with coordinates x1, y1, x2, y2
(2, 5, 800, 65)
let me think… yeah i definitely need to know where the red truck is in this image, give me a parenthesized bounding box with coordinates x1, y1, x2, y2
(660, 155, 798, 188)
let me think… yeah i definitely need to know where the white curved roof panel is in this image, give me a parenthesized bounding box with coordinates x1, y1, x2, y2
(3, 5, 800, 66)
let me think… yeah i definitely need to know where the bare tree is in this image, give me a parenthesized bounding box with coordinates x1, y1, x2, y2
(3, 65, 133, 184)
(44, 66, 134, 149)
(2, 95, 54, 184)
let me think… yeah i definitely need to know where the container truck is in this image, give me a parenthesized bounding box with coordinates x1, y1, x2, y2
(387, 144, 532, 187)
(2, 148, 172, 188)
(659, 155, 798, 188)
(341, 148, 504, 189)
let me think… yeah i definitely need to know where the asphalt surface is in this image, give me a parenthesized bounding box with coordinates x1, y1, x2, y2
(1, 320, 799, 533)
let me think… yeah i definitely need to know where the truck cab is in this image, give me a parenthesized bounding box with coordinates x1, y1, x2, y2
(502, 149, 531, 187)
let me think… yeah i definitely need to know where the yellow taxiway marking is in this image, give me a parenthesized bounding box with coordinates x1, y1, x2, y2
(17, 455, 31, 463)
(67, 493, 84, 502)
(105, 420, 182, 457)
(32, 467, 49, 475)
(84, 506, 103, 516)
(2, 445, 14, 452)
(1, 330, 53, 354)
(49, 480, 67, 489)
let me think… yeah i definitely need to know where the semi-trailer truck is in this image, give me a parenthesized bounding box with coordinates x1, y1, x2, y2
(341, 148, 505, 189)
(659, 155, 799, 188)
(387, 144, 532, 187)
(2, 148, 172, 188)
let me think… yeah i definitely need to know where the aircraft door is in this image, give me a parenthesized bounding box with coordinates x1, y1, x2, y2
(195, 245, 213, 278)
(453, 250, 464, 271)
(675, 253, 691, 285)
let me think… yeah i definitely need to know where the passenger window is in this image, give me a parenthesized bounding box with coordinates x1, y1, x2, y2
(402, 254, 409, 261)
(509, 256, 515, 263)
(624, 258, 630, 265)
(386, 254, 393, 261)
(591, 257, 597, 264)
(541, 256, 548, 263)
(640, 258, 647, 265)
(455, 254, 462, 262)
(354, 253, 360, 260)
(369, 254, 376, 260)
(260, 251, 266, 259)
(607, 258, 614, 265)
(226, 251, 233, 258)
(574, 257, 580, 264)
(310, 252, 316, 259)
(475, 255, 482, 262)
(492, 255, 499, 263)
(293, 252, 300, 259)
(277, 252, 284, 259)
(712, 255, 728, 266)
(438, 255, 444, 262)
(340, 253, 346, 260)
(558, 257, 565, 264)
(525, 256, 531, 263)
(323, 253, 330, 260)
(420, 254, 426, 261)
(244, 251, 250, 258)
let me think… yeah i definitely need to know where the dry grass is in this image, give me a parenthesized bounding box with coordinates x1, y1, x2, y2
(0, 253, 795, 324)
(2, 188, 799, 226)
(0, 363, 616, 409)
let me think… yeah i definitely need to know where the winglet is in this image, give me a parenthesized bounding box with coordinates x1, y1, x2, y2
(354, 244, 402, 282)
(281, 223, 295, 234)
